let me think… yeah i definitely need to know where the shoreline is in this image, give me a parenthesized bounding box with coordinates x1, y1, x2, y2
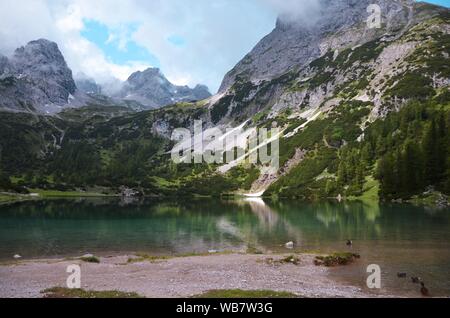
(1, 191, 447, 209)
(0, 253, 384, 298)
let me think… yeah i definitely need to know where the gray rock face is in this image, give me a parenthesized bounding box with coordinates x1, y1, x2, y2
(219, 0, 412, 92)
(11, 39, 76, 102)
(117, 68, 211, 109)
(0, 39, 77, 113)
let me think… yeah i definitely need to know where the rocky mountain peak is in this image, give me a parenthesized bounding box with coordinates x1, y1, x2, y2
(219, 0, 414, 92)
(11, 39, 76, 97)
(126, 67, 171, 89)
(192, 84, 211, 98)
(0, 39, 79, 113)
(117, 67, 211, 109)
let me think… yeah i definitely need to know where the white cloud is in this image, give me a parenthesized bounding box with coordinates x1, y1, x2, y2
(264, 0, 322, 25)
(0, 0, 278, 92)
(0, 0, 151, 85)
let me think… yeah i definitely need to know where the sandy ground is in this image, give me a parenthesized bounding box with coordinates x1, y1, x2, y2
(0, 253, 377, 298)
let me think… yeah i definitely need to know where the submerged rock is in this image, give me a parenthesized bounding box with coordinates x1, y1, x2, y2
(285, 242, 294, 249)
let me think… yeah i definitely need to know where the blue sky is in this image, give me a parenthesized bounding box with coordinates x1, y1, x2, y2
(81, 20, 160, 66)
(429, 0, 450, 6)
(0, 0, 448, 92)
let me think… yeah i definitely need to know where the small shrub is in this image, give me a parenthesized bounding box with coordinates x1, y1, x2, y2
(265, 255, 300, 266)
(314, 253, 360, 267)
(80, 256, 100, 263)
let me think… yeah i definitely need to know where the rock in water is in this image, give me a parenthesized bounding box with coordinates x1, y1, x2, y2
(285, 242, 294, 249)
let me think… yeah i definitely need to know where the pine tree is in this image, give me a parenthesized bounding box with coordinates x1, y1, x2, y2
(361, 143, 374, 167)
(377, 154, 395, 199)
(337, 161, 346, 186)
(436, 113, 448, 185)
(375, 136, 386, 156)
(422, 119, 438, 186)
(0, 147, 9, 190)
(355, 163, 365, 194)
(403, 140, 425, 196)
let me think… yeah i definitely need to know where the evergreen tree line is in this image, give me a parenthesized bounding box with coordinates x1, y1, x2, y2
(338, 99, 449, 200)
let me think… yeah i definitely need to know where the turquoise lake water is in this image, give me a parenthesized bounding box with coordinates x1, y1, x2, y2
(0, 198, 449, 296)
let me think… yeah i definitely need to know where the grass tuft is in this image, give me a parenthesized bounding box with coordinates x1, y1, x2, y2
(41, 287, 143, 298)
(194, 289, 299, 299)
(127, 251, 235, 264)
(127, 254, 171, 264)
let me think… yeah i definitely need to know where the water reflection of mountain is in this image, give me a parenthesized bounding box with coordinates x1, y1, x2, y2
(242, 198, 303, 245)
(264, 200, 450, 243)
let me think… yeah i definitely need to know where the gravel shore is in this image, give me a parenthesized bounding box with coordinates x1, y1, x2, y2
(0, 253, 376, 298)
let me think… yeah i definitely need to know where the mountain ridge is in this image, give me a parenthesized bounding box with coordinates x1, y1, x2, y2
(218, 0, 445, 93)
(0, 40, 211, 114)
